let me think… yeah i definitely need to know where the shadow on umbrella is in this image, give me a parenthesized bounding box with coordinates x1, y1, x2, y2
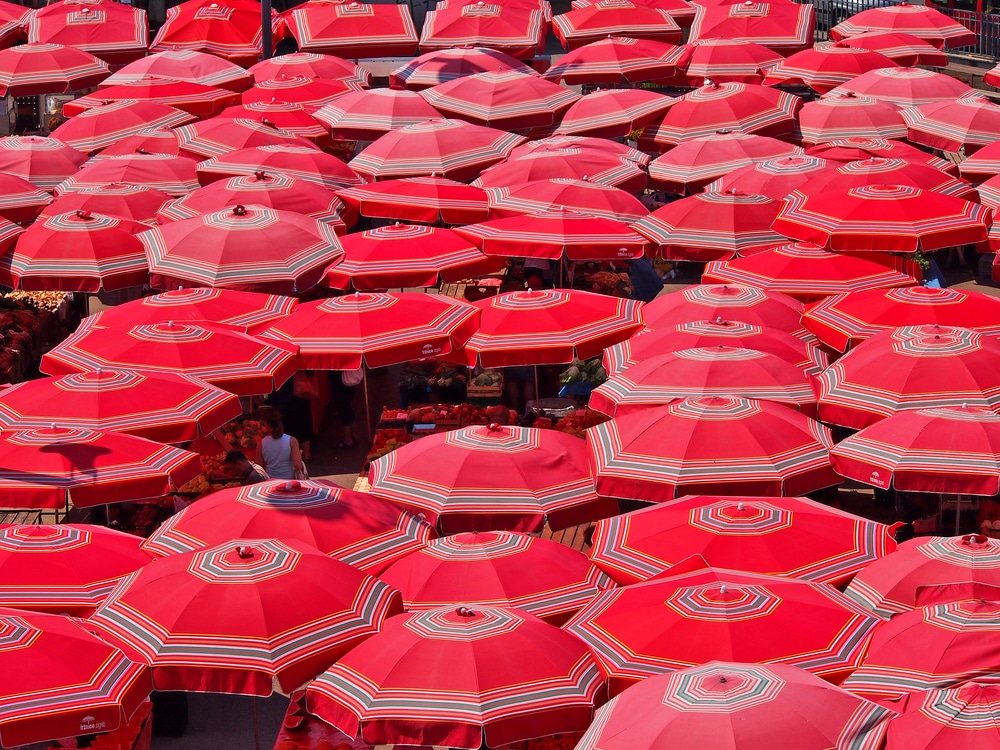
(36, 442, 112, 480)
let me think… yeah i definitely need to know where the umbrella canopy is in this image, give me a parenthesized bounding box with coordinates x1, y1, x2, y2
(682, 38, 783, 85)
(543, 36, 690, 85)
(555, 88, 675, 138)
(102, 48, 253, 91)
(150, 0, 285, 66)
(958, 139, 1000, 182)
(643, 283, 807, 336)
(764, 44, 897, 94)
(368, 423, 616, 534)
(197, 144, 361, 191)
(88, 538, 403, 696)
(58, 154, 200, 197)
(589, 494, 894, 586)
(805, 136, 958, 174)
(702, 242, 920, 301)
(260, 291, 479, 370)
(796, 91, 909, 144)
(564, 566, 879, 693)
(283, 0, 418, 58)
(587, 396, 838, 502)
(830, 2, 977, 48)
(836, 30, 949, 66)
(828, 67, 974, 107)
(142, 478, 431, 574)
(688, 0, 815, 53)
(50, 100, 195, 154)
(419, 1, 547, 59)
(512, 133, 650, 166)
(305, 606, 605, 748)
(0, 426, 201, 509)
(390, 46, 538, 90)
(0, 0, 26, 49)
(704, 155, 832, 200)
(379, 530, 614, 623)
(0, 135, 86, 192)
(27, 0, 147, 65)
(64, 78, 241, 119)
(884, 681, 1000, 749)
(40, 183, 173, 225)
(903, 95, 1000, 154)
(795, 157, 976, 200)
(215, 101, 331, 145)
(241, 74, 363, 112)
(0, 369, 241, 444)
(0, 43, 109, 97)
(97, 128, 188, 159)
(0, 607, 151, 749)
(474, 148, 647, 194)
(552, 0, 683, 49)
(336, 176, 490, 225)
(314, 89, 442, 141)
(484, 178, 647, 222)
(0, 173, 53, 224)
(249, 51, 371, 87)
(172, 118, 318, 159)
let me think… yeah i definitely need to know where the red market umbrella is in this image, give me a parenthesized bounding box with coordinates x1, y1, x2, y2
(702, 242, 921, 301)
(903, 95, 1000, 154)
(216, 101, 331, 145)
(379, 530, 614, 623)
(102, 48, 253, 91)
(26, 0, 148, 66)
(587, 396, 837, 502)
(564, 565, 878, 692)
(64, 78, 242, 119)
(474, 149, 647, 194)
(305, 606, 605, 748)
(987, 63, 1000, 88)
(805, 136, 958, 175)
(419, 1, 547, 59)
(242, 74, 363, 112)
(704, 155, 833, 200)
(58, 154, 200, 197)
(644, 283, 807, 337)
(150, 0, 285, 67)
(796, 91, 908, 144)
(0, 210, 147, 293)
(688, 0, 815, 54)
(827, 67, 974, 107)
(590, 494, 894, 586)
(0, 135, 86, 192)
(249, 52, 371, 88)
(543, 36, 690, 86)
(41, 183, 173, 225)
(0, 368, 241, 444)
(260, 291, 479, 370)
(88, 538, 403, 696)
(173, 117, 319, 159)
(368, 423, 616, 534)
(555, 88, 675, 138)
(41, 321, 300, 396)
(0, 524, 151, 615)
(0, 426, 201, 509)
(512, 134, 650, 166)
(350, 119, 526, 183)
(682, 38, 783, 85)
(884, 681, 1000, 748)
(485, 178, 647, 222)
(0, 607, 151, 748)
(795, 157, 976, 200)
(764, 44, 898, 94)
(552, 1, 683, 49)
(390, 46, 538, 90)
(0, 0, 27, 50)
(0, 43, 109, 97)
(142, 478, 432, 574)
(97, 128, 188, 159)
(958, 140, 1000, 182)
(830, 2, 977, 48)
(336, 176, 490, 225)
(50, 100, 196, 153)
(283, 0, 419, 58)
(197, 144, 361, 190)
(451, 289, 643, 367)
(836, 30, 949, 66)
(0, 173, 52, 224)
(325, 223, 503, 291)
(314, 89, 441, 141)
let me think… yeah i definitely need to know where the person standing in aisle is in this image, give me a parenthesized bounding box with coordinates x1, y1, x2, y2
(256, 411, 304, 480)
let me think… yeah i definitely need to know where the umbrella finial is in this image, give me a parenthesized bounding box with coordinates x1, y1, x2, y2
(235, 545, 255, 559)
(233, 205, 248, 216)
(75, 210, 93, 220)
(719, 675, 728, 684)
(283, 480, 301, 492)
(719, 585, 728, 594)
(737, 502, 745, 511)
(456, 606, 477, 617)
(254, 171, 268, 181)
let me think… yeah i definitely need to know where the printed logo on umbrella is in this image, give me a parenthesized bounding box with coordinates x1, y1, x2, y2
(80, 716, 107, 733)
(421, 343, 443, 356)
(869, 471, 886, 488)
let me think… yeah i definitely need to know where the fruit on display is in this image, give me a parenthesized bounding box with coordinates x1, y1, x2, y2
(472, 369, 503, 387)
(365, 428, 412, 467)
(559, 358, 608, 387)
(553, 408, 609, 438)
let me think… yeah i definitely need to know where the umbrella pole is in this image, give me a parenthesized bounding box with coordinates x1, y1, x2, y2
(533, 364, 540, 418)
(261, 0, 273, 59)
(362, 365, 372, 444)
(252, 696, 261, 750)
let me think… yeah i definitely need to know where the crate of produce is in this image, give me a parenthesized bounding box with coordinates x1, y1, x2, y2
(466, 368, 504, 402)
(364, 428, 413, 469)
(464, 275, 504, 302)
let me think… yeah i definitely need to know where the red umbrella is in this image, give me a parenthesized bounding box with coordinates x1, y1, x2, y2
(97, 128, 188, 159)
(552, 0, 683, 49)
(0, 210, 147, 293)
(903, 95, 1000, 155)
(50, 100, 196, 153)
(702, 242, 920, 301)
(0, 607, 151, 749)
(242, 74, 363, 112)
(197, 144, 361, 190)
(64, 78, 242, 119)
(173, 117, 319, 158)
(543, 36, 691, 85)
(41, 321, 300, 396)
(350, 119, 526, 183)
(836, 30, 949, 66)
(249, 52, 371, 88)
(884, 681, 1000, 748)
(26, 0, 147, 66)
(0, 368, 240, 444)
(705, 155, 833, 200)
(0, 173, 52, 224)
(0, 135, 86, 192)
(797, 91, 908, 143)
(590, 494, 894, 586)
(102, 49, 253, 91)
(0, 426, 201, 509)
(260, 291, 479, 370)
(796, 157, 977, 200)
(475, 149, 647, 194)
(283, 0, 419, 58)
(314, 89, 441, 141)
(41, 183, 173, 225)
(58, 154, 200, 197)
(325, 222, 502, 290)
(216, 101, 331, 145)
(555, 88, 675, 138)
(150, 0, 285, 67)
(682, 38, 783, 85)
(305, 606, 605, 748)
(336, 176, 491, 225)
(763, 44, 898, 94)
(368, 423, 616, 534)
(688, 0, 815, 54)
(142, 478, 431, 574)
(576, 662, 894, 750)
(485, 178, 647, 222)
(564, 565, 878, 692)
(419, 1, 547, 59)
(805, 136, 958, 175)
(644, 283, 807, 337)
(0, 524, 151, 615)
(0, 0, 27, 49)
(830, 2, 977, 48)
(828, 67, 974, 107)
(512, 134, 650, 167)
(88, 538, 403, 696)
(958, 139, 1000, 183)
(0, 43, 109, 96)
(380, 531, 614, 623)
(390, 46, 538, 90)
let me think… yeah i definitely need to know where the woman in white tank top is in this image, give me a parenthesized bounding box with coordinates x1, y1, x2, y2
(257, 412, 304, 480)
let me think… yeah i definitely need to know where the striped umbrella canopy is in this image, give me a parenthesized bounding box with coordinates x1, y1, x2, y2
(350, 119, 526, 183)
(827, 67, 974, 108)
(647, 133, 802, 194)
(682, 38, 783, 85)
(390, 46, 538, 90)
(554, 88, 675, 138)
(589, 347, 820, 417)
(215, 101, 331, 145)
(704, 155, 834, 200)
(836, 30, 949, 66)
(314, 88, 442, 141)
(450, 288, 643, 367)
(0, 607, 152, 748)
(0, 43, 109, 97)
(419, 1, 547, 59)
(805, 136, 958, 175)
(484, 178, 647, 222)
(101, 49, 253, 91)
(305, 605, 606, 748)
(249, 52, 371, 87)
(197, 144, 362, 190)
(845, 534, 1000, 617)
(643, 283, 807, 336)
(455, 208, 650, 261)
(688, 1, 815, 54)
(0, 210, 147, 293)
(379, 530, 614, 623)
(27, 0, 148, 66)
(803, 286, 1000, 353)
(241, 74, 364, 112)
(818, 325, 1000, 429)
(283, 0, 419, 58)
(702, 242, 920, 301)
(324, 223, 503, 291)
(50, 99, 195, 153)
(577, 662, 894, 750)
(88, 538, 403, 696)
(543, 36, 690, 85)
(641, 82, 801, 146)
(336, 176, 490, 225)
(570, 0, 694, 27)
(564, 565, 879, 693)
(0, 172, 52, 224)
(368, 423, 617, 534)
(41, 320, 300, 396)
(0, 368, 241, 444)
(58, 154, 200, 197)
(763, 44, 898, 94)
(475, 149, 647, 193)
(86, 287, 296, 334)
(634, 190, 787, 261)
(884, 681, 1000, 749)
(830, 3, 976, 48)
(142, 478, 432, 574)
(602, 319, 828, 376)
(0, 135, 86, 192)
(0, 0, 27, 49)
(795, 157, 977, 200)
(797, 91, 908, 144)
(958, 139, 1000, 183)
(0, 426, 201, 509)
(98, 128, 189, 159)
(512, 133, 650, 166)
(173, 118, 319, 159)
(589, 494, 894, 587)
(0, 524, 151, 615)
(149, 0, 285, 67)
(772, 184, 991, 253)
(552, 0, 683, 49)
(41, 183, 173, 225)
(64, 78, 242, 119)
(903, 95, 1000, 154)
(260, 291, 479, 370)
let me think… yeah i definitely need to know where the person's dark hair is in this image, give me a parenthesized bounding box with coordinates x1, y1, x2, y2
(264, 413, 284, 438)
(224, 450, 249, 464)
